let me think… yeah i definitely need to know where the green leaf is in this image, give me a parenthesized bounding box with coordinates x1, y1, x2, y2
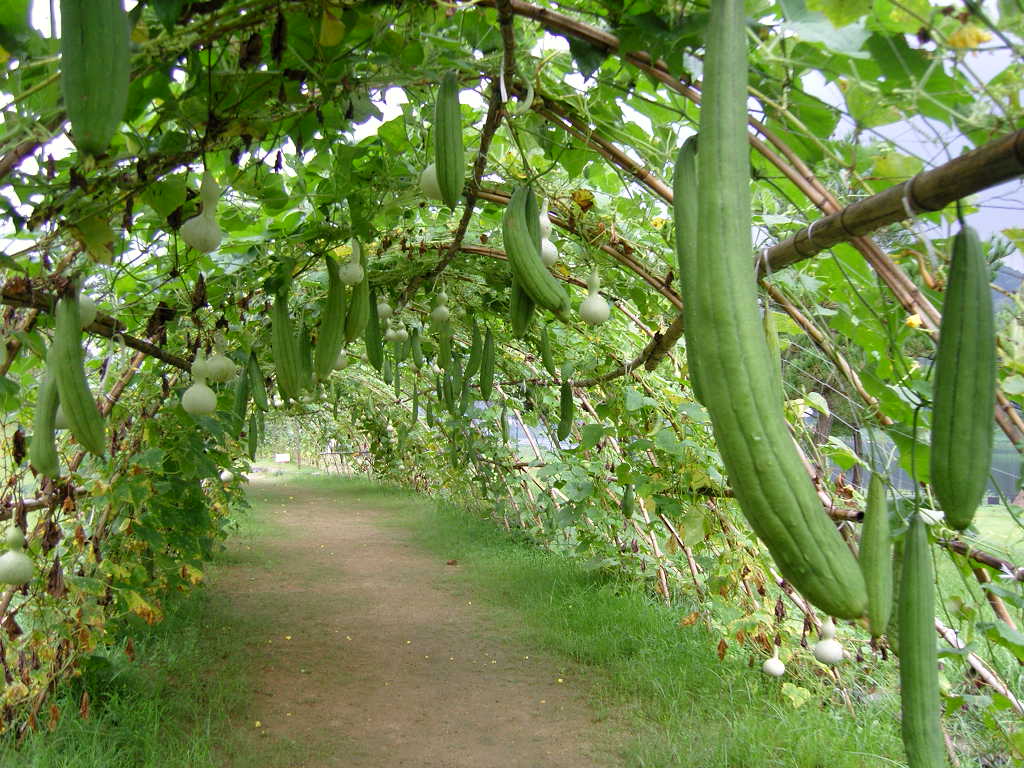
(568, 37, 607, 80)
(654, 428, 685, 458)
(807, 0, 871, 27)
(1003, 375, 1024, 396)
(892, 423, 930, 484)
(977, 621, 1024, 663)
(0, 374, 18, 413)
(679, 506, 706, 547)
(142, 176, 188, 219)
(72, 216, 115, 264)
(779, 0, 871, 56)
(843, 81, 901, 128)
(150, 0, 185, 31)
(804, 391, 829, 415)
(624, 387, 657, 411)
(0, 0, 32, 57)
(1002, 228, 1024, 253)
(822, 436, 859, 470)
(982, 582, 1024, 611)
(578, 423, 606, 451)
(781, 682, 813, 708)
(12, 329, 46, 361)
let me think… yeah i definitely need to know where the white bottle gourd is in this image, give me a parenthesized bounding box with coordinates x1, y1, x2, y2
(0, 528, 33, 585)
(394, 323, 409, 343)
(813, 617, 844, 665)
(377, 299, 393, 321)
(762, 647, 785, 677)
(538, 198, 552, 238)
(430, 290, 450, 325)
(537, 198, 559, 266)
(420, 163, 443, 200)
(540, 237, 559, 267)
(384, 320, 398, 343)
(579, 268, 610, 326)
(205, 332, 235, 383)
(334, 350, 350, 371)
(180, 172, 223, 253)
(182, 355, 217, 416)
(78, 293, 97, 328)
(339, 239, 365, 285)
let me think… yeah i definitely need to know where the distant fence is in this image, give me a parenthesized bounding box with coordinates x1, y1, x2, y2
(313, 450, 370, 475)
(848, 428, 1019, 504)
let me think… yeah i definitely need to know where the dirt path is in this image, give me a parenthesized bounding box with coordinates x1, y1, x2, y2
(212, 474, 624, 768)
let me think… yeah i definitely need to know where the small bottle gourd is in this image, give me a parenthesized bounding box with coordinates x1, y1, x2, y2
(762, 648, 785, 677)
(78, 294, 97, 328)
(182, 356, 217, 416)
(813, 617, 844, 665)
(0, 528, 33, 585)
(180, 172, 223, 253)
(338, 240, 365, 286)
(420, 163, 444, 200)
(430, 291, 450, 325)
(538, 198, 552, 238)
(205, 332, 235, 383)
(579, 269, 610, 326)
(538, 200, 557, 265)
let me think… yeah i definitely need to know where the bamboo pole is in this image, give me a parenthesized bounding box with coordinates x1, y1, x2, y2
(759, 130, 1024, 276)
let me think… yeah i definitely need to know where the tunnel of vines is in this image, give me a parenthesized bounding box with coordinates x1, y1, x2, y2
(0, 0, 1023, 763)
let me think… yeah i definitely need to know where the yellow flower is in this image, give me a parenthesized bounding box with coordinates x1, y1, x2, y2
(948, 24, 992, 50)
(905, 313, 922, 329)
(651, 217, 666, 230)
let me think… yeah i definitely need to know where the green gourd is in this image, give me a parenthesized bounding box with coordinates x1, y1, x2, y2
(680, 0, 866, 619)
(898, 514, 945, 768)
(930, 225, 995, 530)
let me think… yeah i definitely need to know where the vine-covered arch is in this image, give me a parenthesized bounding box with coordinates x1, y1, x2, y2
(0, 0, 1023, 760)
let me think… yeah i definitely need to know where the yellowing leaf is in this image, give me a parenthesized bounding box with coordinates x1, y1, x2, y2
(3, 682, 29, 705)
(678, 611, 700, 627)
(781, 682, 813, 708)
(571, 188, 595, 212)
(124, 590, 164, 625)
(806, 0, 871, 27)
(180, 564, 204, 585)
(872, 151, 922, 182)
(319, 10, 345, 47)
(72, 216, 115, 264)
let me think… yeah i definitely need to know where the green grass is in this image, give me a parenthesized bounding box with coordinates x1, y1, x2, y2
(7, 482, 303, 768)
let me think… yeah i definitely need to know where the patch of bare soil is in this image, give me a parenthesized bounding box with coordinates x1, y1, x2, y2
(213, 477, 624, 768)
